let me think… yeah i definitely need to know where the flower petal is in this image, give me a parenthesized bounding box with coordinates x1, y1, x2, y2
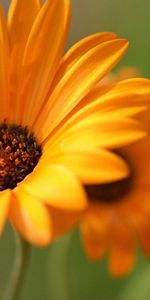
(34, 38, 128, 142)
(9, 189, 52, 246)
(49, 207, 82, 240)
(108, 221, 135, 276)
(88, 106, 148, 119)
(87, 78, 150, 112)
(8, 0, 40, 57)
(95, 78, 150, 110)
(0, 6, 9, 121)
(0, 190, 11, 234)
(8, 0, 41, 122)
(52, 32, 118, 88)
(80, 210, 108, 259)
(21, 0, 70, 127)
(21, 163, 87, 211)
(57, 78, 150, 132)
(138, 108, 150, 132)
(46, 117, 146, 151)
(133, 216, 150, 257)
(44, 148, 129, 184)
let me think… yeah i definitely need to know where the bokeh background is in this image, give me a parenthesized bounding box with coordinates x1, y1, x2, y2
(0, 0, 150, 299)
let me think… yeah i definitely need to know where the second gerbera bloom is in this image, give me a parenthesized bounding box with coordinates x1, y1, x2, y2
(80, 129, 150, 276)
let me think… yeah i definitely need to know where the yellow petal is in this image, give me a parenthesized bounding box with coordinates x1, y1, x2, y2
(88, 106, 148, 119)
(47, 117, 146, 151)
(10, 189, 52, 246)
(0, 190, 11, 234)
(21, 0, 70, 127)
(0, 6, 9, 121)
(8, 0, 41, 123)
(57, 78, 150, 133)
(34, 38, 128, 142)
(88, 78, 150, 113)
(45, 148, 129, 184)
(21, 163, 87, 211)
(97, 78, 150, 108)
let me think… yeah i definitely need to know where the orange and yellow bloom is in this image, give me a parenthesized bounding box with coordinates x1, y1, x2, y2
(0, 0, 149, 246)
(80, 129, 150, 276)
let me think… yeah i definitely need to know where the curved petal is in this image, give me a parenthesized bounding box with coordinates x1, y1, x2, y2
(8, 0, 41, 123)
(43, 148, 130, 184)
(86, 106, 148, 119)
(52, 32, 118, 88)
(34, 38, 128, 142)
(8, 0, 41, 53)
(108, 221, 135, 276)
(81, 78, 150, 116)
(94, 78, 150, 110)
(9, 189, 52, 246)
(45, 117, 147, 151)
(21, 0, 70, 127)
(53, 78, 150, 135)
(21, 163, 87, 211)
(0, 190, 11, 234)
(0, 6, 9, 121)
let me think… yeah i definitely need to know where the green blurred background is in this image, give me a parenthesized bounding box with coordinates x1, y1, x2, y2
(0, 0, 150, 299)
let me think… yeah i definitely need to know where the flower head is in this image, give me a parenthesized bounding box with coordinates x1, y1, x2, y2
(79, 108, 150, 276)
(0, 0, 150, 246)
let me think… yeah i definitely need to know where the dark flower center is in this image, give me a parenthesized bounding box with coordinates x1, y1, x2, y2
(0, 124, 42, 191)
(84, 176, 132, 204)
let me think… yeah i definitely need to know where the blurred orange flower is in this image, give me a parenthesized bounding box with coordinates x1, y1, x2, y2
(0, 0, 149, 246)
(80, 108, 150, 276)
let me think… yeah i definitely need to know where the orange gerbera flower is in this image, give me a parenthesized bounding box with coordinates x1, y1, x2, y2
(0, 0, 150, 247)
(80, 114, 150, 276)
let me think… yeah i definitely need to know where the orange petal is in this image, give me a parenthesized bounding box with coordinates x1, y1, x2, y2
(52, 32, 118, 88)
(0, 6, 9, 121)
(133, 217, 150, 257)
(122, 136, 150, 186)
(8, 0, 41, 123)
(108, 221, 135, 276)
(34, 38, 128, 142)
(21, 163, 87, 211)
(49, 206, 82, 240)
(138, 108, 150, 132)
(0, 190, 11, 234)
(80, 211, 108, 260)
(21, 0, 70, 127)
(44, 148, 129, 184)
(9, 189, 52, 246)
